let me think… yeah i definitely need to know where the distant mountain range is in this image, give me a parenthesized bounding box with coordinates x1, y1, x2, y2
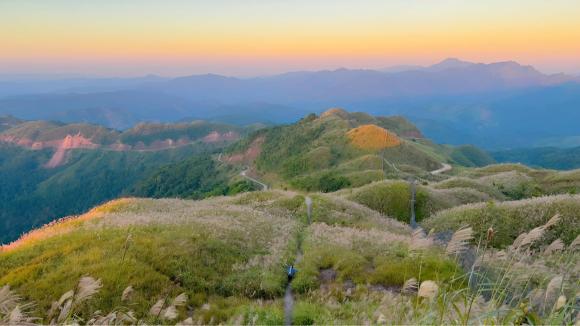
(1, 58, 579, 149)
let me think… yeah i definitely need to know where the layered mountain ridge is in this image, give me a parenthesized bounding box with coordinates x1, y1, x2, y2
(1, 58, 579, 149)
(0, 120, 244, 167)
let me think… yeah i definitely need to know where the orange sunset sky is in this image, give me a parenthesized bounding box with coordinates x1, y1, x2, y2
(1, 0, 580, 76)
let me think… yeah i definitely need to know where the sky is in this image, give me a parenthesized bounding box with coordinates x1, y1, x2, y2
(1, 0, 580, 77)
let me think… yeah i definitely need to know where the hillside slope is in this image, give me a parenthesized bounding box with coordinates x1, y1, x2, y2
(224, 109, 493, 192)
(2, 190, 577, 325)
(0, 119, 253, 244)
(0, 192, 424, 324)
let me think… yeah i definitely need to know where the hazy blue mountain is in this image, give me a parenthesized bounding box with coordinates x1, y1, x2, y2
(0, 89, 307, 129)
(423, 58, 475, 72)
(1, 58, 579, 148)
(379, 64, 422, 73)
(0, 75, 166, 97)
(0, 90, 191, 129)
(153, 60, 574, 104)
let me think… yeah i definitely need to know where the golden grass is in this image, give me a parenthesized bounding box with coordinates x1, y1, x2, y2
(347, 124, 401, 150)
(0, 198, 134, 253)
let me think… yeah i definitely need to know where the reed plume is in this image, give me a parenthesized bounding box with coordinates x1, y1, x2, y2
(121, 285, 134, 302)
(75, 276, 102, 304)
(543, 239, 564, 255)
(446, 226, 473, 255)
(418, 280, 439, 299)
(402, 278, 418, 294)
(0, 285, 20, 315)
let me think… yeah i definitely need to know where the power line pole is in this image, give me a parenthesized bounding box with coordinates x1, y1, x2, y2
(409, 178, 417, 228)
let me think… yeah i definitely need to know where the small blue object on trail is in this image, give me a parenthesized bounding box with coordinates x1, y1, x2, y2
(287, 265, 297, 281)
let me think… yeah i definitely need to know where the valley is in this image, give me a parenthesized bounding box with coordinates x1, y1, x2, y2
(0, 120, 256, 243)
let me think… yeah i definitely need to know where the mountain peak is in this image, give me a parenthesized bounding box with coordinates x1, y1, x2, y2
(440, 58, 471, 65)
(428, 58, 476, 71)
(320, 107, 350, 119)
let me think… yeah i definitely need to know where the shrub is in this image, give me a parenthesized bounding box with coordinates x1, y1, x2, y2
(318, 173, 351, 193)
(293, 302, 326, 325)
(422, 194, 580, 247)
(347, 181, 429, 223)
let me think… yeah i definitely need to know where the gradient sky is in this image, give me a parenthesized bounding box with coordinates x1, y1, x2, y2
(1, 0, 580, 77)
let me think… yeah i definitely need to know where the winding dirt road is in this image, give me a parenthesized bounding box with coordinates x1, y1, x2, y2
(430, 163, 452, 175)
(240, 168, 268, 191)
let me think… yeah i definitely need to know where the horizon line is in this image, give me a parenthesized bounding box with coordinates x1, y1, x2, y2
(0, 57, 577, 80)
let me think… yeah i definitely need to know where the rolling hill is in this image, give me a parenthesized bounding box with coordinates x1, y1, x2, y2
(0, 109, 578, 324)
(1, 189, 577, 324)
(224, 108, 493, 192)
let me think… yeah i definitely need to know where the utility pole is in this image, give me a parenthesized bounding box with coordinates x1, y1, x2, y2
(410, 178, 416, 228)
(381, 149, 385, 176)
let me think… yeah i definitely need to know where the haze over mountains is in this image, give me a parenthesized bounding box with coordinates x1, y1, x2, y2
(1, 58, 579, 149)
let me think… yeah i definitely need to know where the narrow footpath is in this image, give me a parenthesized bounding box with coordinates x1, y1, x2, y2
(284, 196, 312, 325)
(240, 168, 268, 191)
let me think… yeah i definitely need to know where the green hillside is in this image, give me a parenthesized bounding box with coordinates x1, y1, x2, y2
(1, 111, 579, 325)
(459, 163, 580, 197)
(0, 118, 257, 244)
(338, 180, 495, 224)
(0, 193, 456, 324)
(422, 194, 580, 248)
(0, 144, 230, 244)
(225, 109, 493, 192)
(132, 155, 257, 199)
(341, 162, 580, 229)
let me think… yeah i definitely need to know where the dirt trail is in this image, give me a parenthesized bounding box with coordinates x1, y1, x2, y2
(240, 168, 268, 191)
(284, 196, 312, 325)
(431, 163, 452, 175)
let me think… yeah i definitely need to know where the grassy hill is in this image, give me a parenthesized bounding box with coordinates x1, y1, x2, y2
(339, 162, 580, 230)
(458, 163, 580, 197)
(338, 180, 496, 224)
(0, 110, 578, 324)
(225, 109, 493, 192)
(422, 194, 580, 248)
(1, 191, 577, 325)
(0, 192, 454, 324)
